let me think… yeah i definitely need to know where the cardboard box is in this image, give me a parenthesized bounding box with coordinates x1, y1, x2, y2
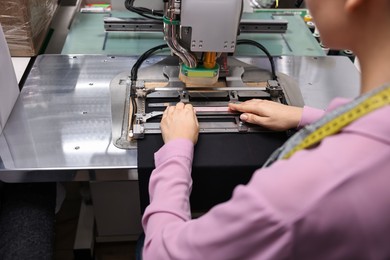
(0, 0, 57, 56)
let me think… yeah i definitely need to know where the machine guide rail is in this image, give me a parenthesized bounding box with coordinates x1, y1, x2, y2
(104, 17, 288, 34)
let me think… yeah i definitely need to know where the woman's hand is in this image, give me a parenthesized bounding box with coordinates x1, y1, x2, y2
(228, 99, 303, 131)
(161, 102, 200, 145)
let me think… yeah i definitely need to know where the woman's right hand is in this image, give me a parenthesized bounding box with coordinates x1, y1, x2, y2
(160, 102, 200, 145)
(228, 99, 303, 131)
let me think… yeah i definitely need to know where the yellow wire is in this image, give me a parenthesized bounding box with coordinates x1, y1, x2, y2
(275, 0, 279, 8)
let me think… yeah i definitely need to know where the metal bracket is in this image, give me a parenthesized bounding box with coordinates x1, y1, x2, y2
(266, 79, 283, 98)
(140, 111, 164, 123)
(236, 118, 249, 132)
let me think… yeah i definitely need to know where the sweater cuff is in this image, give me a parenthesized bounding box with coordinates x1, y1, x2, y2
(297, 106, 325, 128)
(154, 139, 195, 167)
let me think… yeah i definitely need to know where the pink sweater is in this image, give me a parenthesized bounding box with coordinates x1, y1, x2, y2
(142, 98, 390, 260)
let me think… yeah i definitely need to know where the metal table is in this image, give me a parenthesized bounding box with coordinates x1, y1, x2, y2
(0, 54, 360, 182)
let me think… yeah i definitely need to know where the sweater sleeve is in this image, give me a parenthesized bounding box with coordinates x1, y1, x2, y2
(141, 138, 293, 260)
(297, 106, 325, 128)
(142, 139, 195, 258)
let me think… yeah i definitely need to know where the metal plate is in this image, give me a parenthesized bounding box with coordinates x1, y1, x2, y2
(0, 55, 152, 181)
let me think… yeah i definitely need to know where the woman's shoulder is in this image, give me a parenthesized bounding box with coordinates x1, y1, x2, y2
(344, 105, 390, 145)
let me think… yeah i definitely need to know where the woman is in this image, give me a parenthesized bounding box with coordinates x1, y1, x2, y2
(142, 0, 390, 259)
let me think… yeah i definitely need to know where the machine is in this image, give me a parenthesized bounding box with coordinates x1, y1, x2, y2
(163, 0, 242, 85)
(109, 0, 304, 149)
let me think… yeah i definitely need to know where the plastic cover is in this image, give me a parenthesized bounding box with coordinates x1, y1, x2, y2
(0, 0, 57, 56)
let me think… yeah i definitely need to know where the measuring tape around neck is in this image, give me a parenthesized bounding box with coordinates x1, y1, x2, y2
(282, 86, 390, 160)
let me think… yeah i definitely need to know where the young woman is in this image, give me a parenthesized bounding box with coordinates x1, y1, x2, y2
(142, 0, 390, 259)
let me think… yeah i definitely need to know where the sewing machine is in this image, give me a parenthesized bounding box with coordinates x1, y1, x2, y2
(109, 0, 304, 150)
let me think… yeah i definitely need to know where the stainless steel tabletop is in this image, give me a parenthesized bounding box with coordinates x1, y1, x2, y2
(0, 54, 360, 182)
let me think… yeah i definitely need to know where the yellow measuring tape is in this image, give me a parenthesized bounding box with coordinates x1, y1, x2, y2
(283, 87, 390, 159)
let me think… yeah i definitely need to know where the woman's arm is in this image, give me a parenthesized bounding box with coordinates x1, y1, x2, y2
(229, 100, 325, 130)
(142, 139, 293, 259)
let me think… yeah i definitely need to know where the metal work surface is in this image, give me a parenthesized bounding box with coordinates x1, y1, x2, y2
(0, 54, 360, 182)
(0, 55, 140, 182)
